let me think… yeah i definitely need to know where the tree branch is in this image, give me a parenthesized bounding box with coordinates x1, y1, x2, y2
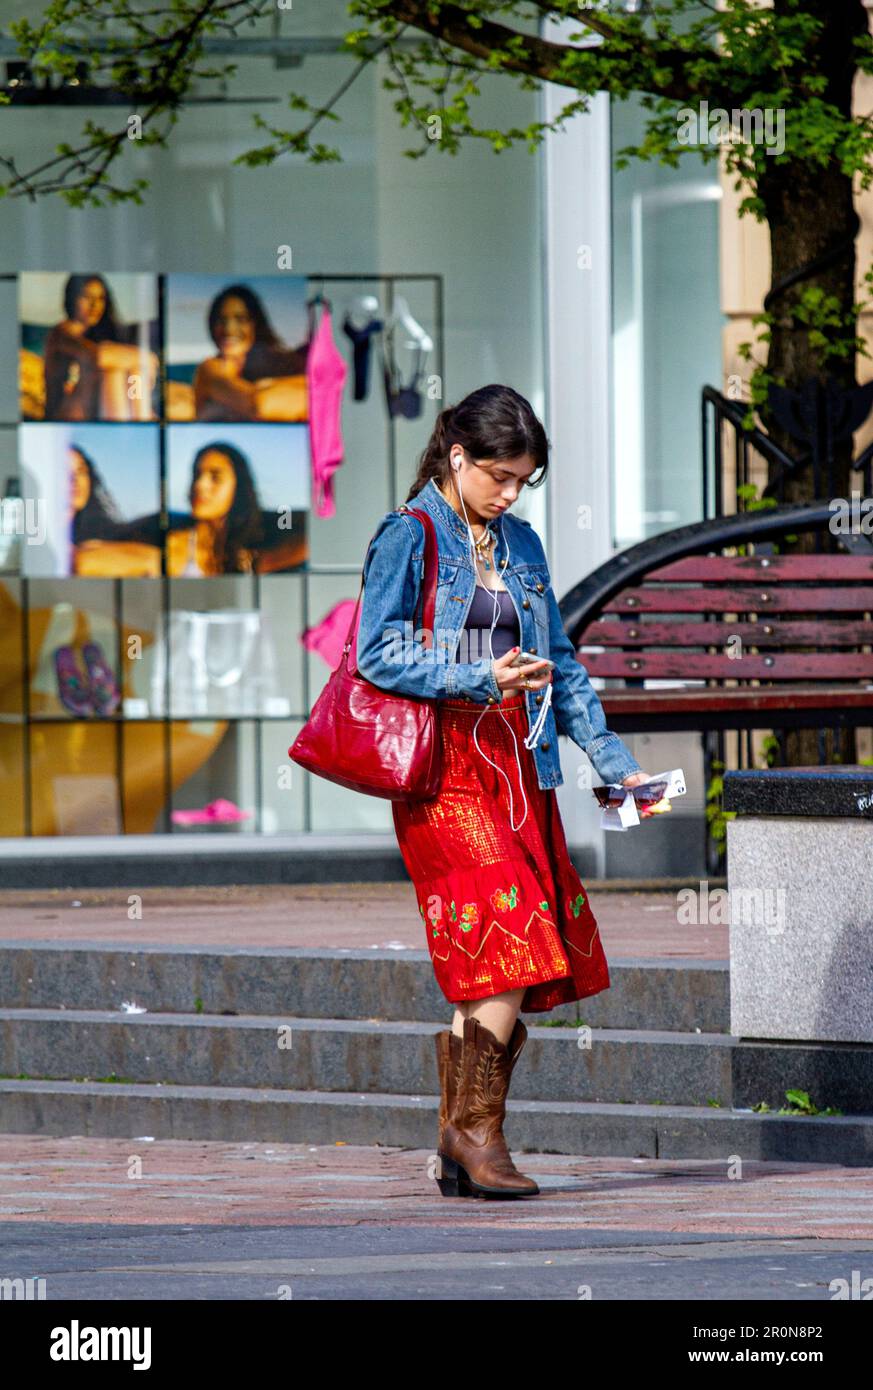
(0, 0, 269, 201)
(374, 0, 726, 104)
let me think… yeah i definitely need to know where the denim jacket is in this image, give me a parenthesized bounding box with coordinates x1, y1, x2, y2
(355, 475, 642, 790)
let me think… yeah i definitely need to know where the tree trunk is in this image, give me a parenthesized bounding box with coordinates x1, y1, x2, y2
(752, 0, 867, 769)
(758, 158, 859, 503)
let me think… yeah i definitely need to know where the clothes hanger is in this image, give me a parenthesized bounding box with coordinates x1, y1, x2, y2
(306, 278, 332, 311)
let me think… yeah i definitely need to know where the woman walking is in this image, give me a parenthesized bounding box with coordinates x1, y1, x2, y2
(356, 385, 650, 1200)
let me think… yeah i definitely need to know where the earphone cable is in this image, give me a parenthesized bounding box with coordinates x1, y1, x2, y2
(450, 453, 554, 833)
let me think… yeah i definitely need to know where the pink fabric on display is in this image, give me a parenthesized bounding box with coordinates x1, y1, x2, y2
(171, 799, 252, 825)
(307, 302, 348, 518)
(301, 598, 359, 671)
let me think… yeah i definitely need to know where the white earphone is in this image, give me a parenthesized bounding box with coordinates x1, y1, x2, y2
(449, 448, 553, 832)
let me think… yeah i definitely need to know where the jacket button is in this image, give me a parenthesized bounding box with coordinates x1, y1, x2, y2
(522, 598, 530, 609)
(540, 740, 550, 751)
(536, 582, 545, 592)
(535, 693, 543, 704)
(487, 695, 496, 704)
(529, 646, 537, 654)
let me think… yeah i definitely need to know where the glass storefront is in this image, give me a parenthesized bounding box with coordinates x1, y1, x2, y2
(610, 91, 724, 550)
(0, 1, 545, 837)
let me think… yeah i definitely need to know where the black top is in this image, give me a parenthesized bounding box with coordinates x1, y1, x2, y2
(461, 582, 520, 660)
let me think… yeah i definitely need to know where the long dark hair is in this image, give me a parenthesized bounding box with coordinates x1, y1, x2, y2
(69, 444, 125, 543)
(62, 274, 125, 344)
(406, 384, 550, 502)
(206, 284, 304, 381)
(188, 440, 264, 572)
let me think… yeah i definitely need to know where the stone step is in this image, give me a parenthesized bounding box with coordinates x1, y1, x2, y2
(0, 943, 729, 1033)
(2, 1010, 871, 1113)
(2, 1078, 872, 1165)
(0, 1009, 730, 1106)
(0, 836, 413, 890)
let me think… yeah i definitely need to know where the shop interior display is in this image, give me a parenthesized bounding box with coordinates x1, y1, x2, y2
(171, 798, 251, 826)
(53, 640, 120, 716)
(2, 271, 441, 834)
(149, 608, 286, 718)
(342, 296, 384, 402)
(381, 296, 432, 420)
(301, 596, 360, 671)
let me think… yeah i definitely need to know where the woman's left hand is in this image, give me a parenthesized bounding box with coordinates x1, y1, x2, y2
(622, 772, 651, 787)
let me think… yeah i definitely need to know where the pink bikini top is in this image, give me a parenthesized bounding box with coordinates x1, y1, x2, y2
(306, 300, 347, 518)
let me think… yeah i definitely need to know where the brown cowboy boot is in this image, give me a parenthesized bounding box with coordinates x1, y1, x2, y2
(434, 1020, 530, 1196)
(433, 1029, 465, 1195)
(438, 1015, 539, 1199)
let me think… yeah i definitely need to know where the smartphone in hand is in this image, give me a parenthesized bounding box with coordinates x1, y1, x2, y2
(509, 650, 555, 670)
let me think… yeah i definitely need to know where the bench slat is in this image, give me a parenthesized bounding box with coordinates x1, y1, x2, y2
(580, 619, 873, 647)
(597, 685, 873, 714)
(646, 555, 873, 582)
(604, 586, 873, 613)
(582, 652, 873, 679)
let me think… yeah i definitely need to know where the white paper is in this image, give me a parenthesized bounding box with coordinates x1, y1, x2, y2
(600, 793, 639, 831)
(596, 768, 686, 831)
(599, 806, 626, 832)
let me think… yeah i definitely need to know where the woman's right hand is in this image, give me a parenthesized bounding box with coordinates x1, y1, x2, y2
(492, 647, 554, 697)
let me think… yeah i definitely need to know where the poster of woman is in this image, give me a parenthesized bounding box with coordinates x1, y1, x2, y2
(19, 273, 160, 422)
(165, 274, 310, 422)
(19, 423, 162, 577)
(165, 423, 309, 574)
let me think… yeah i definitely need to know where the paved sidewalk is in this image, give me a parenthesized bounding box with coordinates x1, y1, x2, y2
(2, 1136, 871, 1300)
(0, 883, 727, 957)
(1, 1136, 870, 1236)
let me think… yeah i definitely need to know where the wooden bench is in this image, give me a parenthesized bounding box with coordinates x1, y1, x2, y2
(559, 501, 873, 736)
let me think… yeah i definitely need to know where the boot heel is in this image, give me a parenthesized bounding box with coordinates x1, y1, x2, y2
(435, 1152, 473, 1198)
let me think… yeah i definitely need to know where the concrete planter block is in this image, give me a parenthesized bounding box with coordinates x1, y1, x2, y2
(725, 766, 873, 1044)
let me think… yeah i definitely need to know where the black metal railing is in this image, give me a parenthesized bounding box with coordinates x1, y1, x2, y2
(701, 382, 873, 521)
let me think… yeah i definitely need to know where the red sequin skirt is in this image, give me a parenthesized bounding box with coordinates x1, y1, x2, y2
(391, 689, 609, 1013)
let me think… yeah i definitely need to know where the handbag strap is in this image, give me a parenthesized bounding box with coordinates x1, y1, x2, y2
(341, 503, 439, 675)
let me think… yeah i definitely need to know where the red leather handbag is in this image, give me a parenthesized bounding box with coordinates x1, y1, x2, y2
(288, 505, 443, 799)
